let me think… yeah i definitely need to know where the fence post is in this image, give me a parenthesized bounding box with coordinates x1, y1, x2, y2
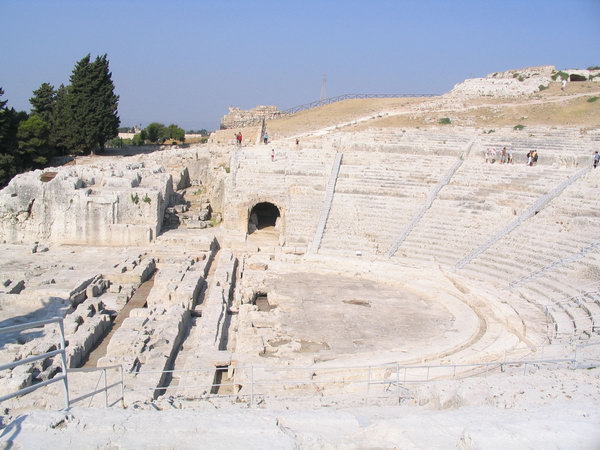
(120, 365, 125, 408)
(58, 319, 70, 410)
(103, 368, 108, 407)
(250, 365, 254, 407)
(396, 363, 400, 398)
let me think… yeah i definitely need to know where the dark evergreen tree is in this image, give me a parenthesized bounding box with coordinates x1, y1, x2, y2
(17, 114, 53, 168)
(0, 88, 29, 186)
(91, 54, 120, 150)
(67, 54, 96, 154)
(50, 84, 72, 155)
(29, 82, 56, 123)
(67, 54, 120, 154)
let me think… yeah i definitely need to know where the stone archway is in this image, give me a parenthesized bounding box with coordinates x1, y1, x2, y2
(248, 202, 281, 234)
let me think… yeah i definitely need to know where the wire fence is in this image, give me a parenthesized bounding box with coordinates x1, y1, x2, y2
(124, 354, 585, 407)
(2, 317, 598, 410)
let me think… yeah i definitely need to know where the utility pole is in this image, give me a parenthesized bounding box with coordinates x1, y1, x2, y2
(320, 73, 327, 101)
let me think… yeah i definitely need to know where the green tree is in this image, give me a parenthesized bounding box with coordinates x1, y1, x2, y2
(50, 84, 72, 155)
(91, 54, 120, 150)
(0, 88, 27, 186)
(131, 133, 145, 146)
(144, 122, 165, 143)
(67, 54, 120, 154)
(17, 114, 53, 167)
(165, 124, 185, 142)
(29, 83, 56, 123)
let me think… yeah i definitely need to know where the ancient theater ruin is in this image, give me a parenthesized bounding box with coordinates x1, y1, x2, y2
(1, 65, 599, 445)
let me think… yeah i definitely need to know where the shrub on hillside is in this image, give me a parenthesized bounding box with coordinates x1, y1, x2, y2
(438, 117, 451, 125)
(513, 124, 526, 131)
(551, 71, 569, 81)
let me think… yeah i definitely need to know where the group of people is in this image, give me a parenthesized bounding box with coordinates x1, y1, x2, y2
(234, 131, 301, 147)
(526, 150, 539, 166)
(484, 146, 543, 166)
(234, 131, 271, 145)
(484, 147, 513, 164)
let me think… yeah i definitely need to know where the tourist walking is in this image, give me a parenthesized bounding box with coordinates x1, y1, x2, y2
(593, 151, 600, 168)
(526, 151, 533, 166)
(507, 147, 513, 164)
(500, 147, 507, 164)
(271, 148, 275, 162)
(263, 133, 269, 145)
(532, 150, 539, 166)
(235, 132, 242, 146)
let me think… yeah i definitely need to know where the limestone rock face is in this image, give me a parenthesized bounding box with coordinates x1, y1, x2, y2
(450, 66, 555, 98)
(449, 65, 599, 98)
(220, 105, 283, 129)
(0, 162, 172, 246)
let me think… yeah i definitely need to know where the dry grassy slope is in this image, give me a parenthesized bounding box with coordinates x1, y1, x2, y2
(267, 97, 425, 137)
(258, 81, 599, 138)
(210, 81, 599, 143)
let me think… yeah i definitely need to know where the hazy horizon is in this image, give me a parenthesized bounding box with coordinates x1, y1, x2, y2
(2, 0, 599, 130)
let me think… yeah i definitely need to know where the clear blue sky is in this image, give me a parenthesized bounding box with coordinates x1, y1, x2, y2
(1, 0, 599, 130)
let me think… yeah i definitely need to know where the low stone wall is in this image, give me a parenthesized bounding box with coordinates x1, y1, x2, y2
(220, 105, 282, 129)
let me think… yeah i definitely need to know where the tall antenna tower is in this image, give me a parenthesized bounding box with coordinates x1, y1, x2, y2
(320, 73, 327, 101)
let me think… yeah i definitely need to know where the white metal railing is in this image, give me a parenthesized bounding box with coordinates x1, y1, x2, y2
(387, 152, 467, 258)
(68, 365, 124, 408)
(455, 167, 591, 270)
(0, 317, 124, 410)
(545, 281, 600, 307)
(0, 318, 70, 409)
(2, 318, 597, 409)
(309, 152, 343, 254)
(126, 352, 588, 406)
(509, 242, 600, 289)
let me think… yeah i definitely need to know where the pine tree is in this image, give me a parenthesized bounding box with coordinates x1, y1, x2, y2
(0, 88, 26, 186)
(29, 82, 56, 123)
(91, 54, 120, 150)
(67, 54, 96, 154)
(17, 114, 53, 168)
(51, 84, 72, 155)
(67, 54, 120, 154)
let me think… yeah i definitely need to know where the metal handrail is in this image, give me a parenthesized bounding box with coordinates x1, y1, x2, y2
(0, 318, 125, 409)
(124, 356, 580, 407)
(0, 318, 69, 409)
(456, 167, 591, 270)
(68, 365, 125, 408)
